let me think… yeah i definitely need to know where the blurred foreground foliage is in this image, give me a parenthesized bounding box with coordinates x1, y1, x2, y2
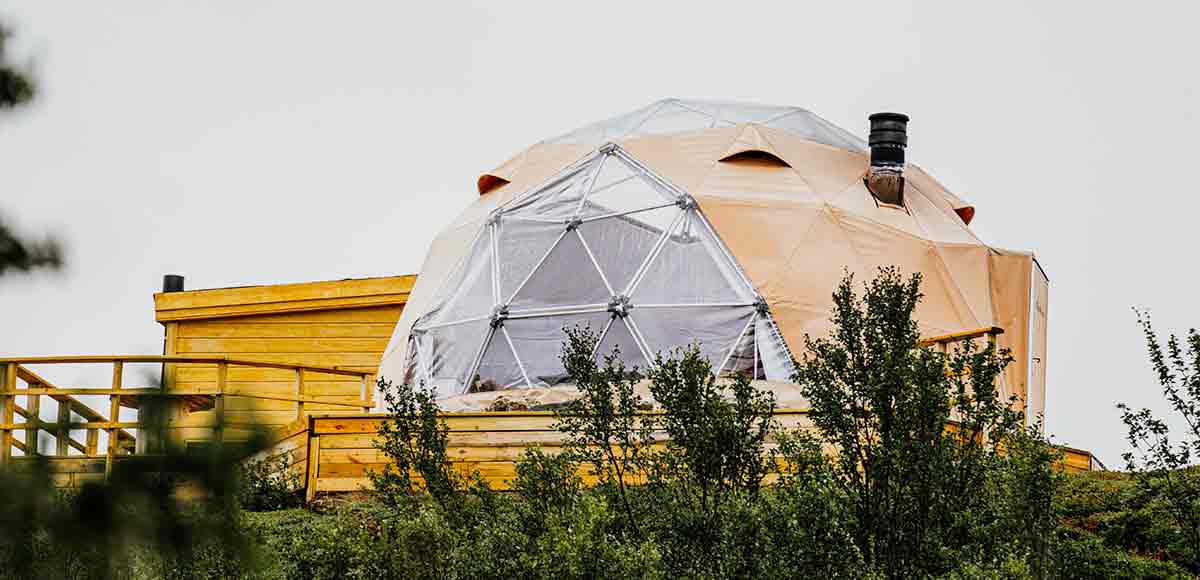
(1, 22, 63, 277)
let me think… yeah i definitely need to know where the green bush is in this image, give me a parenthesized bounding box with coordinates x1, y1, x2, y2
(238, 454, 303, 512)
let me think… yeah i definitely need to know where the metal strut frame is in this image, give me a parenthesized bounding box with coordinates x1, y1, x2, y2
(408, 144, 795, 394)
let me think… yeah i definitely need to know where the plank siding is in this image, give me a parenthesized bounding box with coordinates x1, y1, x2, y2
(155, 276, 412, 439)
(303, 411, 815, 495)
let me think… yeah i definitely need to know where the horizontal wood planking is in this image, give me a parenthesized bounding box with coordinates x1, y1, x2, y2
(172, 353, 385, 368)
(312, 411, 813, 435)
(167, 303, 395, 431)
(154, 277, 413, 322)
(1059, 448, 1094, 473)
(176, 338, 391, 354)
(156, 276, 413, 312)
(179, 323, 397, 339)
(308, 411, 817, 494)
(216, 307, 402, 324)
(175, 367, 361, 382)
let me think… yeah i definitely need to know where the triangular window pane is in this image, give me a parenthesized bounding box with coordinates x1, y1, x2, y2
(504, 157, 599, 221)
(720, 314, 759, 377)
(496, 218, 567, 305)
(578, 156, 675, 220)
(577, 206, 680, 295)
(755, 315, 794, 381)
(415, 319, 490, 398)
(471, 328, 527, 392)
(504, 312, 611, 387)
(597, 316, 649, 371)
(630, 209, 752, 305)
(509, 226, 611, 311)
(419, 230, 495, 328)
(630, 306, 753, 371)
(634, 102, 714, 136)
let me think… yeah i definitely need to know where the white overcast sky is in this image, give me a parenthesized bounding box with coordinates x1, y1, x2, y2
(2, 2, 1197, 465)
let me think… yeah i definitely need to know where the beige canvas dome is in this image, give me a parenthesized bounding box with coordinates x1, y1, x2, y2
(379, 99, 1048, 420)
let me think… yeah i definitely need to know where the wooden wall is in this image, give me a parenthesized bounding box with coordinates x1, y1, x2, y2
(154, 276, 413, 440)
(294, 410, 1104, 500)
(302, 410, 816, 498)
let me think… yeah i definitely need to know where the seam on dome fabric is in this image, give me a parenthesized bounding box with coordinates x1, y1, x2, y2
(903, 185, 989, 327)
(905, 180, 985, 246)
(623, 99, 673, 139)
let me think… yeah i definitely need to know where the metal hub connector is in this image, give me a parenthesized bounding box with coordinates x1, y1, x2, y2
(675, 196, 697, 210)
(607, 295, 633, 318)
(490, 305, 509, 328)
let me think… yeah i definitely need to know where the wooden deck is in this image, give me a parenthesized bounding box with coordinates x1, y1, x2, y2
(286, 409, 1103, 502)
(0, 355, 375, 486)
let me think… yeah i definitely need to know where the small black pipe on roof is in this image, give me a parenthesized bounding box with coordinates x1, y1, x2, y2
(162, 274, 185, 293)
(868, 112, 909, 167)
(865, 112, 909, 206)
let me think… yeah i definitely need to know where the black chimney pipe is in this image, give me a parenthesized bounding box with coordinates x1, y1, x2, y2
(162, 274, 185, 293)
(864, 112, 909, 206)
(868, 112, 909, 167)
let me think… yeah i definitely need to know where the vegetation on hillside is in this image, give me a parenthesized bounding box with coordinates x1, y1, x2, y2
(2, 269, 1198, 578)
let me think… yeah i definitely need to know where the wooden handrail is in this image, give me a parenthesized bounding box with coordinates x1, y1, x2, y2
(0, 355, 377, 473)
(0, 355, 374, 378)
(919, 326, 1004, 347)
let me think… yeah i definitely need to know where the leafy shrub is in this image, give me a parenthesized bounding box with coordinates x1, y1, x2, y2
(1118, 310, 1200, 570)
(511, 446, 582, 530)
(792, 267, 1053, 578)
(370, 378, 463, 510)
(555, 326, 655, 537)
(238, 454, 302, 512)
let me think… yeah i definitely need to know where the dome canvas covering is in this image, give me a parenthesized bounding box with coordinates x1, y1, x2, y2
(380, 99, 1049, 420)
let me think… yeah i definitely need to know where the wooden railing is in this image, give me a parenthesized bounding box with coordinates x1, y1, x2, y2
(0, 355, 376, 477)
(919, 326, 1004, 351)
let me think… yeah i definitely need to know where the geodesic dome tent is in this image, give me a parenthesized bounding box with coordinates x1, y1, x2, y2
(378, 99, 1049, 419)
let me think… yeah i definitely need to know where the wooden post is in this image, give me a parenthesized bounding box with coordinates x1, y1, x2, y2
(294, 368, 306, 420)
(55, 399, 70, 456)
(106, 361, 123, 477)
(214, 361, 227, 449)
(305, 428, 321, 503)
(361, 374, 375, 413)
(24, 379, 40, 457)
(0, 363, 14, 467)
(85, 427, 99, 456)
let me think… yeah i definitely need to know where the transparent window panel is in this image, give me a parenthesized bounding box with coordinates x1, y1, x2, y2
(472, 328, 527, 392)
(630, 306, 754, 370)
(414, 319, 490, 397)
(546, 101, 663, 145)
(513, 178, 590, 221)
(633, 102, 715, 136)
(721, 314, 760, 378)
(765, 110, 868, 152)
(630, 210, 752, 305)
(402, 334, 422, 386)
(755, 315, 795, 381)
(544, 100, 869, 153)
(417, 229, 496, 329)
(503, 157, 599, 218)
(503, 312, 611, 387)
(578, 206, 679, 295)
(496, 218, 568, 305)
(578, 156, 676, 220)
(509, 228, 611, 311)
(596, 316, 649, 371)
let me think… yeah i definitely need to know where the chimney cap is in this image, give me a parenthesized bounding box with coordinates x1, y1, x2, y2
(162, 274, 185, 293)
(868, 112, 909, 167)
